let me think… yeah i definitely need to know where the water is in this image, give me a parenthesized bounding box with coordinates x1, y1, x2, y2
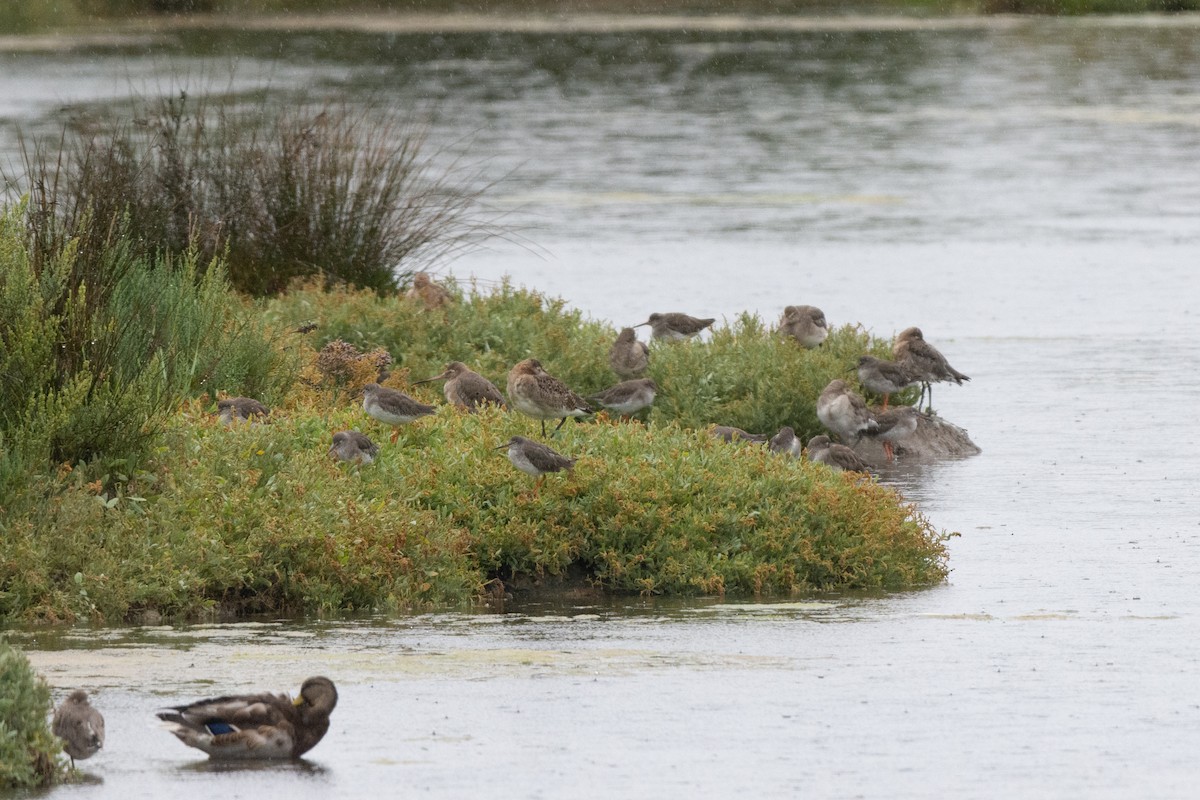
(4, 13, 1200, 797)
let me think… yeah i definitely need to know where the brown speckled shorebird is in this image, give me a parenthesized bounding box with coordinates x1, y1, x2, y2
(413, 362, 507, 412)
(497, 435, 576, 495)
(53, 690, 104, 769)
(856, 355, 918, 411)
(635, 312, 715, 342)
(709, 425, 769, 444)
(506, 358, 593, 437)
(362, 383, 437, 443)
(328, 430, 379, 465)
(817, 379, 879, 444)
(216, 397, 270, 425)
(589, 378, 657, 417)
(866, 405, 920, 462)
(893, 327, 970, 412)
(405, 271, 454, 309)
(780, 305, 828, 348)
(806, 434, 872, 474)
(157, 676, 337, 760)
(609, 327, 650, 379)
(768, 426, 803, 458)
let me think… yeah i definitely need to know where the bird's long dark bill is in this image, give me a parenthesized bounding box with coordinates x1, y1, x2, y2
(493, 443, 511, 450)
(411, 374, 447, 385)
(633, 321, 650, 327)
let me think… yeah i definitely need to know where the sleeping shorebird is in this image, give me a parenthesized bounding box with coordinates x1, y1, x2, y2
(589, 378, 657, 417)
(506, 359, 593, 437)
(768, 426, 803, 458)
(405, 271, 454, 309)
(412, 361, 507, 412)
(328, 430, 379, 465)
(157, 676, 337, 760)
(497, 435, 576, 495)
(817, 379, 878, 444)
(362, 383, 436, 443)
(866, 405, 920, 462)
(780, 305, 828, 349)
(893, 327, 970, 412)
(856, 355, 918, 411)
(216, 397, 270, 425)
(609, 327, 650, 378)
(709, 425, 769, 444)
(634, 312, 715, 342)
(806, 434, 872, 474)
(53, 690, 104, 769)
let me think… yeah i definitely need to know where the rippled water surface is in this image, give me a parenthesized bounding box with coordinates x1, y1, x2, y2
(4, 15, 1200, 798)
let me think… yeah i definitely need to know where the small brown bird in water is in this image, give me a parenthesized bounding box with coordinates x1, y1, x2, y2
(779, 305, 828, 349)
(405, 272, 455, 309)
(497, 435, 576, 495)
(506, 359, 593, 437)
(608, 327, 650, 378)
(893, 327, 970, 412)
(216, 397, 270, 425)
(362, 383, 437, 443)
(157, 676, 337, 760)
(634, 312, 715, 342)
(709, 425, 769, 444)
(589, 378, 657, 417)
(53, 690, 105, 768)
(328, 430, 379, 465)
(768, 426, 803, 458)
(412, 361, 507, 412)
(806, 434, 872, 474)
(856, 355, 918, 411)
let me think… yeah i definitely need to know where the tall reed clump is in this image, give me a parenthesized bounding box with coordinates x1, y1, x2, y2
(8, 87, 496, 296)
(0, 640, 62, 789)
(0, 203, 299, 485)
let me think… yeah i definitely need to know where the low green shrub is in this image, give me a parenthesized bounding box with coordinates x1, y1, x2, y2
(0, 640, 62, 789)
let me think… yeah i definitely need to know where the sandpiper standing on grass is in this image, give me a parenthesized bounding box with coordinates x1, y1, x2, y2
(856, 354, 918, 411)
(780, 305, 828, 348)
(362, 383, 437, 443)
(413, 361, 507, 412)
(769, 426, 803, 458)
(506, 359, 593, 437)
(709, 425, 769, 444)
(328, 430, 379, 465)
(609, 327, 650, 378)
(497, 435, 576, 494)
(405, 271, 454, 309)
(216, 397, 270, 425)
(589, 378, 657, 417)
(635, 312, 715, 342)
(817, 379, 878, 444)
(893, 326, 970, 411)
(806, 434, 872, 474)
(866, 405, 920, 462)
(53, 690, 104, 769)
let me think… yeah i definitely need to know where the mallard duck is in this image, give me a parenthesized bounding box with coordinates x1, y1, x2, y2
(157, 676, 338, 760)
(53, 690, 104, 768)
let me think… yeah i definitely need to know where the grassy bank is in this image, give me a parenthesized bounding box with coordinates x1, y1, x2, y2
(0, 640, 62, 789)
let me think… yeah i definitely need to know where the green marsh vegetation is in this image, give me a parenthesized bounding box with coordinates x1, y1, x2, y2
(0, 640, 62, 789)
(0, 91, 947, 626)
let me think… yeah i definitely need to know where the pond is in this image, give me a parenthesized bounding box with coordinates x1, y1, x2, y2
(3, 13, 1199, 797)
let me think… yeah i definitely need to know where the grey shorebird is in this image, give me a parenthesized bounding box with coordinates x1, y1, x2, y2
(893, 327, 970, 412)
(53, 690, 104, 769)
(780, 305, 828, 349)
(806, 434, 872, 474)
(157, 676, 337, 760)
(589, 378, 657, 417)
(506, 358, 593, 437)
(362, 383, 437, 443)
(866, 405, 920, 462)
(635, 312, 715, 342)
(216, 397, 269, 425)
(413, 361, 507, 412)
(817, 379, 879, 444)
(856, 355, 918, 411)
(609, 327, 650, 378)
(768, 426, 803, 458)
(497, 435, 576, 495)
(329, 430, 379, 465)
(709, 425, 769, 444)
(405, 271, 454, 309)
